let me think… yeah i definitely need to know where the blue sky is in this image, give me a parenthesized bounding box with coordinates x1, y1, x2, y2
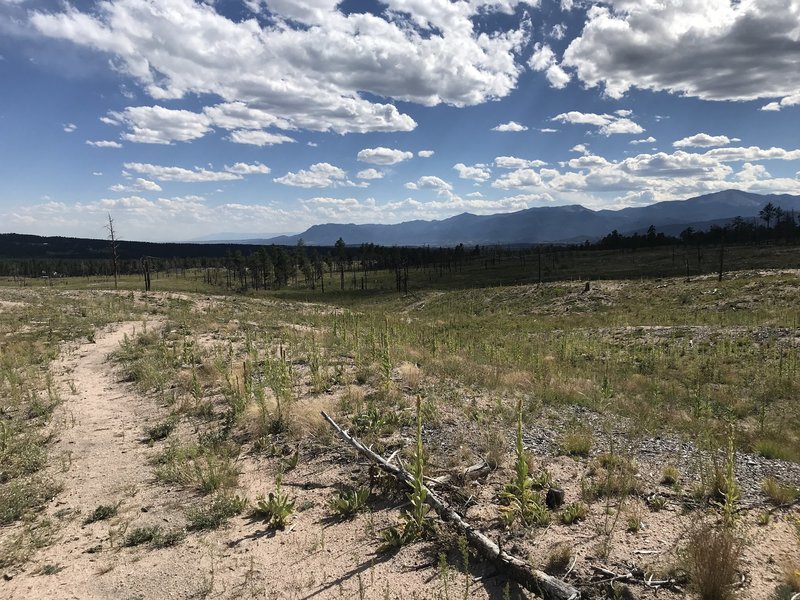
(1, 0, 799, 241)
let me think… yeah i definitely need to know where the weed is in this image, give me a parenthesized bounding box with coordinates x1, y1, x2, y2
(499, 399, 549, 529)
(152, 529, 186, 548)
(762, 477, 800, 505)
(253, 477, 295, 530)
(543, 543, 572, 575)
(647, 495, 668, 512)
(560, 502, 587, 525)
(682, 522, 741, 600)
(661, 464, 680, 486)
(187, 495, 248, 530)
(84, 504, 118, 524)
(559, 427, 593, 457)
(146, 418, 176, 442)
(381, 397, 430, 547)
(124, 526, 161, 547)
(329, 486, 370, 519)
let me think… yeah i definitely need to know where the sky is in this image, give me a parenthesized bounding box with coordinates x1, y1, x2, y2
(1, 0, 799, 242)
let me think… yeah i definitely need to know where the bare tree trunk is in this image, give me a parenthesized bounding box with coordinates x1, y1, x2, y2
(106, 213, 119, 290)
(321, 411, 580, 600)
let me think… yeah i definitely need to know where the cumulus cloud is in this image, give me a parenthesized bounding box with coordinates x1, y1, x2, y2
(454, 163, 491, 182)
(357, 169, 384, 180)
(224, 162, 271, 175)
(528, 43, 571, 88)
(357, 147, 414, 165)
(274, 162, 366, 188)
(63, 123, 76, 133)
(124, 162, 241, 182)
(228, 130, 296, 146)
(109, 178, 162, 193)
(673, 133, 733, 148)
(761, 93, 800, 111)
(86, 140, 122, 148)
(105, 106, 212, 144)
(492, 121, 529, 132)
(492, 168, 544, 190)
(418, 150, 435, 158)
(405, 175, 455, 198)
(552, 111, 644, 135)
(736, 162, 771, 181)
(630, 136, 656, 145)
(31, 0, 531, 136)
(561, 0, 800, 104)
(495, 156, 547, 169)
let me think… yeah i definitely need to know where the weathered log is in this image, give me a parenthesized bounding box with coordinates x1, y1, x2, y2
(321, 411, 580, 600)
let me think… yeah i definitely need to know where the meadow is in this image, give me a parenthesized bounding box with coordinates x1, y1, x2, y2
(0, 243, 798, 599)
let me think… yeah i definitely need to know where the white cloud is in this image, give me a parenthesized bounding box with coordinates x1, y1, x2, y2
(570, 144, 588, 154)
(454, 163, 491, 182)
(228, 130, 296, 146)
(110, 178, 162, 193)
(105, 106, 211, 144)
(528, 43, 571, 89)
(63, 123, 76, 133)
(736, 162, 771, 181)
(357, 147, 414, 165)
(466, 191, 484, 198)
(86, 140, 122, 148)
(673, 133, 732, 148)
(274, 162, 365, 188)
(31, 0, 531, 135)
(124, 162, 241, 182)
(552, 111, 644, 135)
(492, 121, 528, 132)
(494, 156, 547, 169)
(224, 162, 270, 175)
(418, 150, 435, 158)
(357, 168, 384, 180)
(562, 0, 800, 104)
(550, 23, 566, 40)
(630, 136, 656, 145)
(492, 168, 544, 190)
(203, 101, 291, 131)
(539, 128, 557, 133)
(405, 175, 454, 197)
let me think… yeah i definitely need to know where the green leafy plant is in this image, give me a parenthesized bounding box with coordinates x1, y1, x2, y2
(253, 477, 294, 530)
(499, 399, 549, 528)
(560, 502, 587, 525)
(381, 397, 430, 548)
(329, 486, 369, 519)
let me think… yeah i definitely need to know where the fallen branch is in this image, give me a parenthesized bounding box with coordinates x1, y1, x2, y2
(321, 411, 580, 600)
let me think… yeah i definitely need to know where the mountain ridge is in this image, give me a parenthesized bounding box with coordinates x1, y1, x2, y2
(253, 190, 800, 246)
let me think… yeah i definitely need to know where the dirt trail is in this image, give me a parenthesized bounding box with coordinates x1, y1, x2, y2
(3, 321, 191, 599)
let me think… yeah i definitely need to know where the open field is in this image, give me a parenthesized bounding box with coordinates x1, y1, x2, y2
(0, 263, 799, 599)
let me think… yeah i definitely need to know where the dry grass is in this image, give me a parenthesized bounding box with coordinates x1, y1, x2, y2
(682, 523, 742, 600)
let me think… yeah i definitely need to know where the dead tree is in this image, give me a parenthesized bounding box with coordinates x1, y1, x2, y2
(321, 411, 580, 600)
(105, 213, 119, 289)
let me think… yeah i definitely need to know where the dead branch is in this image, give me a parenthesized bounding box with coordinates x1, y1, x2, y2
(321, 411, 580, 600)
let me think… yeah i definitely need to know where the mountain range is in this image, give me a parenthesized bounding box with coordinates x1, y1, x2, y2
(248, 190, 800, 247)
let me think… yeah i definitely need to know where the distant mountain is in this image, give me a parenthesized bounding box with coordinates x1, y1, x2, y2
(255, 190, 800, 246)
(187, 231, 297, 242)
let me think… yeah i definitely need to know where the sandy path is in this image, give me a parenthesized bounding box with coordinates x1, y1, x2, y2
(3, 321, 187, 599)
